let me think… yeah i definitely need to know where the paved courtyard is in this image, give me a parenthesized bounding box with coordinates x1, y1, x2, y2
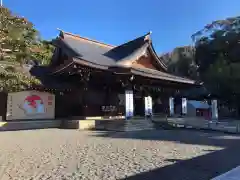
(0, 129, 240, 180)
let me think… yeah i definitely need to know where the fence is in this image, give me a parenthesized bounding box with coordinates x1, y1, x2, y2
(153, 116, 240, 134)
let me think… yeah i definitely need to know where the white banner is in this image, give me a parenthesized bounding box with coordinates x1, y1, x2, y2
(182, 98, 187, 115)
(144, 96, 153, 116)
(211, 99, 218, 120)
(169, 97, 174, 116)
(125, 90, 134, 118)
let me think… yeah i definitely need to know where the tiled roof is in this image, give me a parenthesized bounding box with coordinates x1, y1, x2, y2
(59, 31, 158, 68)
(105, 34, 149, 61)
(131, 67, 195, 84)
(61, 33, 116, 66)
(52, 30, 195, 84)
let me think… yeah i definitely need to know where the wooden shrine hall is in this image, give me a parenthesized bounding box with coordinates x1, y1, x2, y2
(32, 30, 199, 119)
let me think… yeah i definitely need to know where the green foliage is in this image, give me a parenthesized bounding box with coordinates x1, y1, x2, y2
(0, 6, 39, 64)
(0, 6, 53, 92)
(0, 6, 54, 65)
(192, 16, 240, 43)
(192, 16, 240, 72)
(0, 69, 41, 92)
(160, 16, 240, 113)
(192, 16, 240, 111)
(160, 46, 197, 79)
(31, 40, 54, 65)
(4, 65, 16, 72)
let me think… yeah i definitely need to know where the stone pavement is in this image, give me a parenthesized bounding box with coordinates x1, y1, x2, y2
(0, 129, 239, 180)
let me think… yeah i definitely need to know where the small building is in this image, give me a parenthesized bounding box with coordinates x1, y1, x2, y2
(187, 100, 211, 119)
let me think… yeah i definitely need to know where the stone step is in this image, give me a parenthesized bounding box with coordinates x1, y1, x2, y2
(125, 124, 153, 127)
(125, 123, 153, 126)
(123, 119, 155, 131)
(125, 124, 154, 127)
(125, 120, 153, 124)
(126, 123, 153, 126)
(125, 127, 154, 130)
(124, 128, 154, 131)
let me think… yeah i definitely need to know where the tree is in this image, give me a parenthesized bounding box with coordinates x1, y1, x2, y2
(192, 16, 240, 113)
(0, 6, 54, 92)
(0, 6, 54, 65)
(192, 16, 240, 71)
(0, 69, 41, 92)
(0, 6, 40, 64)
(31, 40, 54, 65)
(160, 46, 198, 79)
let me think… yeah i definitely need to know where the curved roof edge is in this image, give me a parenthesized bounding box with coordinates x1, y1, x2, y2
(148, 42, 168, 71)
(55, 29, 168, 71)
(57, 28, 115, 48)
(143, 31, 167, 71)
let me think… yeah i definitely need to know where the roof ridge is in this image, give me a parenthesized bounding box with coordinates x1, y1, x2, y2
(107, 32, 152, 53)
(57, 29, 115, 48)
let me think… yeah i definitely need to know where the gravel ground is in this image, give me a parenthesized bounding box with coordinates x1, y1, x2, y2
(0, 129, 239, 180)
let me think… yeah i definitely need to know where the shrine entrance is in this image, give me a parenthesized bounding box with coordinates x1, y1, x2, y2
(39, 30, 198, 120)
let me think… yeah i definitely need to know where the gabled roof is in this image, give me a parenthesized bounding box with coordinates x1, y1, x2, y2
(55, 30, 167, 70)
(51, 30, 196, 85)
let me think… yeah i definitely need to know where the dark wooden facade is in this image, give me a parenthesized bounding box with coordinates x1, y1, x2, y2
(35, 30, 198, 118)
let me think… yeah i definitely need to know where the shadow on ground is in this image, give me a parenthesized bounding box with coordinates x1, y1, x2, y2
(92, 129, 240, 147)
(92, 130, 240, 180)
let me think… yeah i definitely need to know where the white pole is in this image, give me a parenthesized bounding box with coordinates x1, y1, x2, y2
(1, 0, 2, 6)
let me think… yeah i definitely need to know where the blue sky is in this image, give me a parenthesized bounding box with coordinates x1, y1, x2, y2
(4, 0, 240, 54)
